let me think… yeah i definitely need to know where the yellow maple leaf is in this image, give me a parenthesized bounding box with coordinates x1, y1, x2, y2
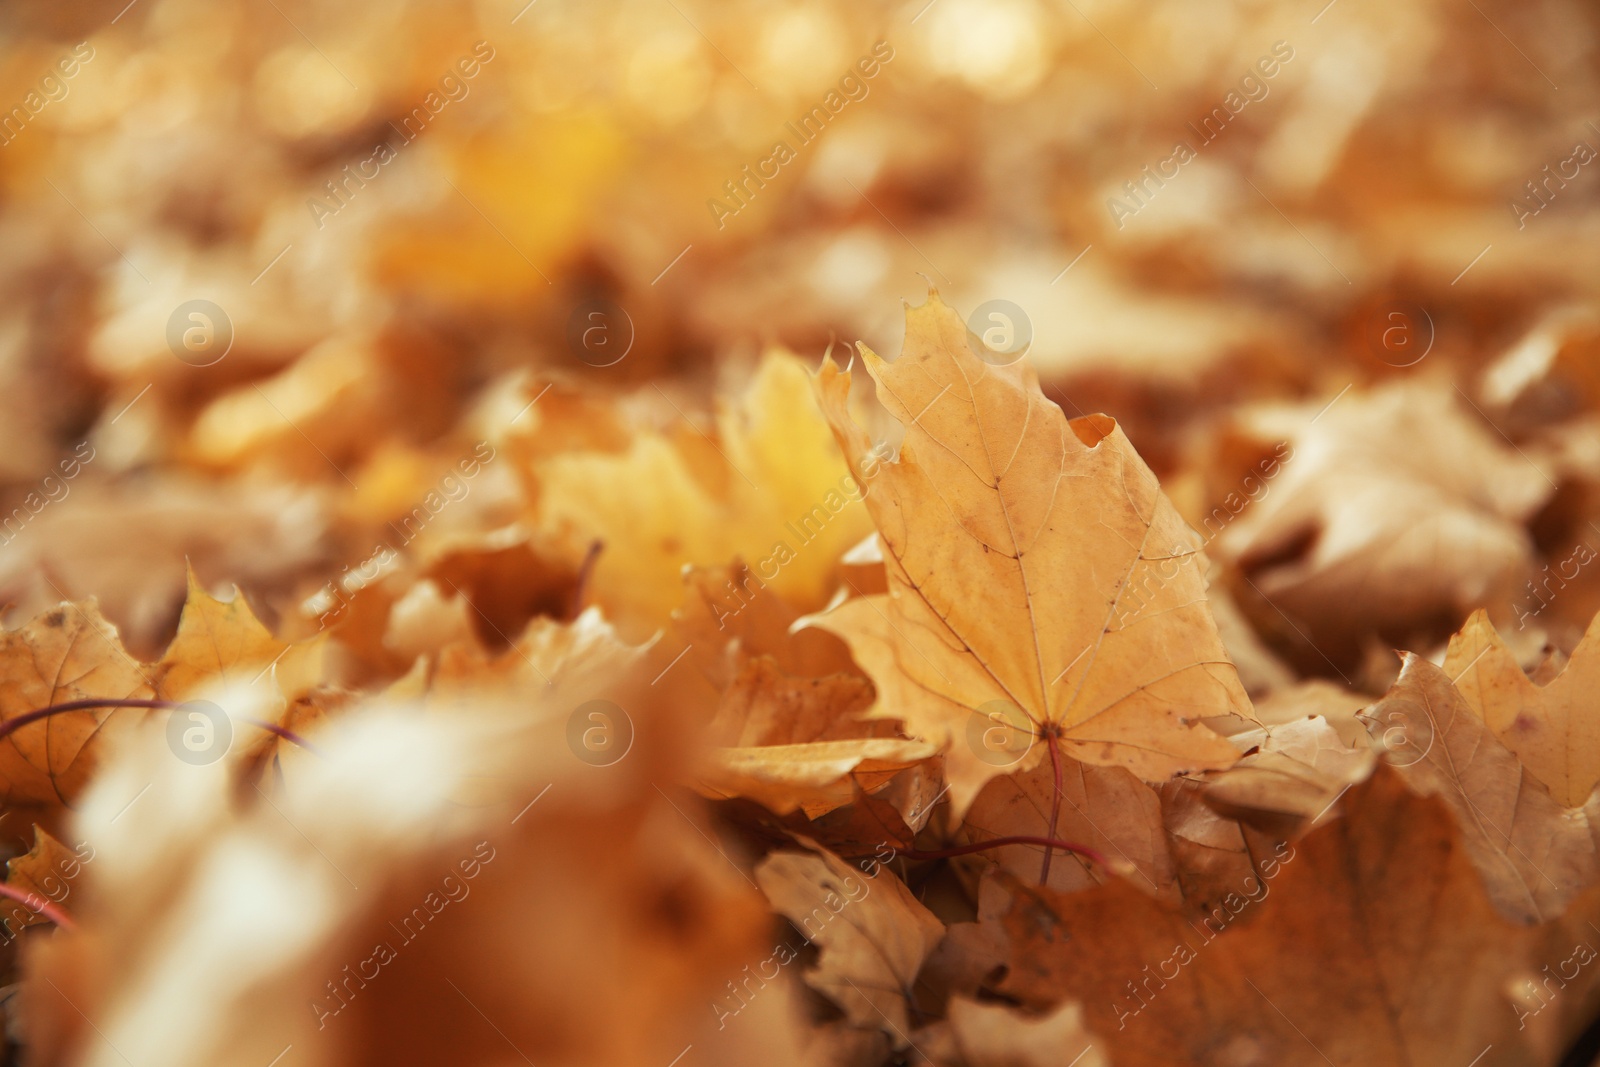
(157, 566, 290, 701)
(1444, 608, 1600, 807)
(1, 825, 88, 933)
(805, 291, 1251, 815)
(535, 351, 876, 631)
(0, 600, 156, 807)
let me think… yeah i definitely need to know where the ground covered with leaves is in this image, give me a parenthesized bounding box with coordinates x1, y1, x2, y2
(2, 1, 1600, 1065)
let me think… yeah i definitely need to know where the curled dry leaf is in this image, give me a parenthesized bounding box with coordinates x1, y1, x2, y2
(807, 291, 1252, 815)
(673, 563, 934, 819)
(1217, 379, 1550, 663)
(755, 842, 944, 1048)
(674, 561, 860, 686)
(707, 735, 937, 819)
(1203, 713, 1375, 839)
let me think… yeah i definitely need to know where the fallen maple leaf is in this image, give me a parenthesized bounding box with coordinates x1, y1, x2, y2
(533, 352, 876, 632)
(2, 825, 88, 933)
(668, 562, 935, 819)
(1444, 607, 1600, 807)
(0, 601, 156, 808)
(1000, 767, 1578, 1067)
(958, 755, 1174, 897)
(1362, 650, 1600, 922)
(1217, 379, 1550, 665)
(706, 738, 935, 819)
(697, 653, 933, 818)
(806, 291, 1252, 822)
(674, 561, 861, 685)
(756, 841, 944, 1048)
(155, 567, 288, 701)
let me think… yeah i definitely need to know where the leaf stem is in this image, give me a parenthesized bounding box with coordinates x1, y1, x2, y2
(1040, 729, 1065, 883)
(0, 699, 319, 753)
(899, 834, 1109, 870)
(0, 883, 76, 931)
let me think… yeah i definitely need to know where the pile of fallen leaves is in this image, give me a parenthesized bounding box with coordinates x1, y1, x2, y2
(2, 292, 1599, 1067)
(5, 0, 1600, 1065)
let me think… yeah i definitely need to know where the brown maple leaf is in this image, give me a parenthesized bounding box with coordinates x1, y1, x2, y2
(1001, 767, 1573, 1067)
(1362, 650, 1600, 922)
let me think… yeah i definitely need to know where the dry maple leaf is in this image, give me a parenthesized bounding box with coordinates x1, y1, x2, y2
(2, 825, 89, 933)
(674, 561, 861, 684)
(1203, 712, 1374, 838)
(669, 562, 934, 819)
(707, 658, 883, 749)
(1444, 608, 1600, 808)
(154, 569, 336, 784)
(155, 567, 289, 701)
(959, 756, 1175, 897)
(1216, 378, 1549, 664)
(806, 290, 1252, 818)
(1000, 767, 1566, 1067)
(701, 658, 936, 820)
(706, 738, 935, 819)
(1362, 650, 1600, 923)
(755, 842, 944, 1048)
(533, 351, 875, 631)
(0, 600, 156, 808)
